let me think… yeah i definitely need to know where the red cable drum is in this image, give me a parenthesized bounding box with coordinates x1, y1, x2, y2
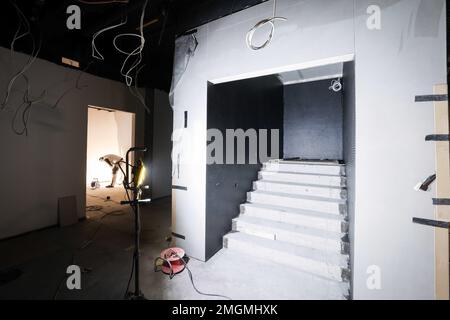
(155, 247, 186, 278)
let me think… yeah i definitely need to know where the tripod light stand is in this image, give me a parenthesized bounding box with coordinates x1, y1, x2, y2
(119, 146, 151, 300)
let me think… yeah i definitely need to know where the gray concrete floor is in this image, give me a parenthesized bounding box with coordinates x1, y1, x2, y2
(0, 187, 347, 300)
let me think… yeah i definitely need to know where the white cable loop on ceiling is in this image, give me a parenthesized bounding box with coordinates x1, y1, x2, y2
(246, 0, 287, 50)
(91, 0, 148, 87)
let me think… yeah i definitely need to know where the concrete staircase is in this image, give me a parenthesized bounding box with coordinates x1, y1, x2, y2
(223, 159, 350, 297)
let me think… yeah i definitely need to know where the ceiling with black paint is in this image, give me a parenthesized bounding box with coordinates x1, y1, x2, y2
(0, 0, 267, 92)
(1, 0, 449, 91)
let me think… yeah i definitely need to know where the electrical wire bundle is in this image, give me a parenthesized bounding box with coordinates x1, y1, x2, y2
(92, 18, 128, 61)
(112, 4, 146, 88)
(128, 64, 150, 113)
(90, 0, 150, 113)
(1, 0, 40, 109)
(11, 74, 46, 136)
(1, 0, 47, 136)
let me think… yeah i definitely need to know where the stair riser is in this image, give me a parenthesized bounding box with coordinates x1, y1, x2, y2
(248, 192, 347, 216)
(241, 205, 348, 233)
(224, 236, 349, 282)
(233, 219, 345, 253)
(264, 163, 345, 176)
(259, 172, 346, 187)
(254, 181, 346, 200)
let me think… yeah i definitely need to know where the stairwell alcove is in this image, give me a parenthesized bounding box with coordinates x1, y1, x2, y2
(205, 61, 355, 296)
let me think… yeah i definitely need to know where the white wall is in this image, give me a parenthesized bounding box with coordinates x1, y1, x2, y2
(172, 0, 355, 264)
(86, 108, 134, 185)
(0, 47, 145, 240)
(353, 0, 447, 299)
(172, 0, 447, 299)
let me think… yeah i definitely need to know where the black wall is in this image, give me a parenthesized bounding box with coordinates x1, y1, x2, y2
(283, 80, 344, 160)
(143, 89, 173, 200)
(205, 76, 284, 260)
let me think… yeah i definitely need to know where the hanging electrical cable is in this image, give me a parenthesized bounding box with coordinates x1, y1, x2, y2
(5, 17, 47, 137)
(92, 17, 128, 61)
(51, 61, 93, 109)
(112, 0, 148, 86)
(10, 0, 32, 59)
(128, 64, 150, 113)
(1, 0, 41, 110)
(246, 0, 286, 50)
(11, 74, 46, 136)
(91, 0, 147, 87)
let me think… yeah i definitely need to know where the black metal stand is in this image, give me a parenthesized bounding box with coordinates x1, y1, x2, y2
(123, 200, 145, 300)
(120, 147, 150, 300)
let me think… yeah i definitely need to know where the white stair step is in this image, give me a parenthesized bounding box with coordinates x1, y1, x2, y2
(259, 171, 346, 187)
(254, 180, 346, 200)
(248, 191, 347, 215)
(271, 159, 341, 165)
(265, 160, 345, 176)
(233, 215, 348, 253)
(223, 232, 350, 282)
(240, 203, 348, 233)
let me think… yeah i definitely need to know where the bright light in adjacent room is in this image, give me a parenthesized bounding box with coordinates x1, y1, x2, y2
(61, 57, 80, 68)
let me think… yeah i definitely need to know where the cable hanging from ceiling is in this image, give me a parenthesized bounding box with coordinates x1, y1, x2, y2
(11, 74, 46, 136)
(1, 0, 42, 110)
(90, 0, 147, 86)
(92, 17, 128, 61)
(246, 0, 287, 50)
(112, 0, 148, 87)
(2, 0, 50, 136)
(90, 0, 150, 113)
(128, 64, 150, 113)
(50, 61, 92, 109)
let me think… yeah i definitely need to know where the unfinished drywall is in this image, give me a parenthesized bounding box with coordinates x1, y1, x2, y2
(0, 46, 145, 240)
(171, 0, 447, 299)
(86, 108, 134, 186)
(206, 76, 284, 259)
(283, 79, 344, 160)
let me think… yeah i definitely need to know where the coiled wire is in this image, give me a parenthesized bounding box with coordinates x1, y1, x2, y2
(246, 0, 287, 50)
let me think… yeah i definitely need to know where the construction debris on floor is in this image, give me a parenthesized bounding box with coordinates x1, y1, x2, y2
(0, 185, 347, 300)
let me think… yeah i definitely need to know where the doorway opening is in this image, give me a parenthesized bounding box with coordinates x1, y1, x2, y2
(205, 61, 355, 297)
(86, 106, 135, 218)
